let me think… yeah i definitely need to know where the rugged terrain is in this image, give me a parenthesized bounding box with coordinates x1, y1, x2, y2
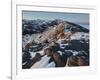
(22, 19, 89, 69)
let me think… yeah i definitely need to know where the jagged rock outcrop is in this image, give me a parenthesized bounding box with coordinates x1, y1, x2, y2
(22, 19, 89, 69)
(35, 22, 65, 43)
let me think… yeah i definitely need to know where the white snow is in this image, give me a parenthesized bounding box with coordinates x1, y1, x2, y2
(57, 39, 69, 49)
(30, 33, 42, 43)
(30, 49, 45, 59)
(31, 55, 50, 68)
(46, 62, 55, 68)
(29, 52, 37, 59)
(22, 34, 31, 48)
(37, 50, 45, 56)
(70, 32, 89, 41)
(65, 50, 78, 56)
(60, 43, 69, 48)
(57, 51, 63, 55)
(57, 39, 66, 44)
(22, 62, 27, 65)
(72, 50, 78, 56)
(60, 46, 65, 49)
(22, 33, 43, 48)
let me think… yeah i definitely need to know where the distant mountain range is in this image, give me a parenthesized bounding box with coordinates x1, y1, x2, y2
(22, 19, 89, 35)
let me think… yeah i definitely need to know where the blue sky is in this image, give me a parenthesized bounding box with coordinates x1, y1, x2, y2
(22, 11, 89, 28)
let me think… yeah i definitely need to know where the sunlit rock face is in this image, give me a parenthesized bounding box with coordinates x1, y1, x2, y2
(22, 19, 89, 69)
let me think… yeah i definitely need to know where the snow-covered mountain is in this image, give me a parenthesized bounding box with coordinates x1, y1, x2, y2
(22, 19, 89, 69)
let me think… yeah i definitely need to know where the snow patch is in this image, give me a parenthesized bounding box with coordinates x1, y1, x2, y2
(46, 62, 55, 67)
(31, 55, 50, 68)
(65, 50, 78, 56)
(29, 52, 37, 59)
(71, 32, 89, 41)
(57, 51, 63, 55)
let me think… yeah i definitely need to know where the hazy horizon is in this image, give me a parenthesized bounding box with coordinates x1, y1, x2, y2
(22, 11, 89, 29)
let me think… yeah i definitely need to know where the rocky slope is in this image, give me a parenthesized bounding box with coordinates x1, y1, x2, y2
(22, 19, 89, 69)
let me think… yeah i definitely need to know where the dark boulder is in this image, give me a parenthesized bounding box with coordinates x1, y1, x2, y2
(65, 40, 89, 52)
(22, 53, 42, 69)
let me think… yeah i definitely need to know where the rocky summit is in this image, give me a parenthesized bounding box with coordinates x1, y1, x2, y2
(22, 19, 89, 69)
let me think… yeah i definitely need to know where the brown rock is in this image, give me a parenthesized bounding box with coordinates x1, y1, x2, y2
(67, 56, 78, 66)
(66, 55, 89, 66)
(44, 48, 53, 56)
(53, 52, 65, 67)
(77, 56, 89, 66)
